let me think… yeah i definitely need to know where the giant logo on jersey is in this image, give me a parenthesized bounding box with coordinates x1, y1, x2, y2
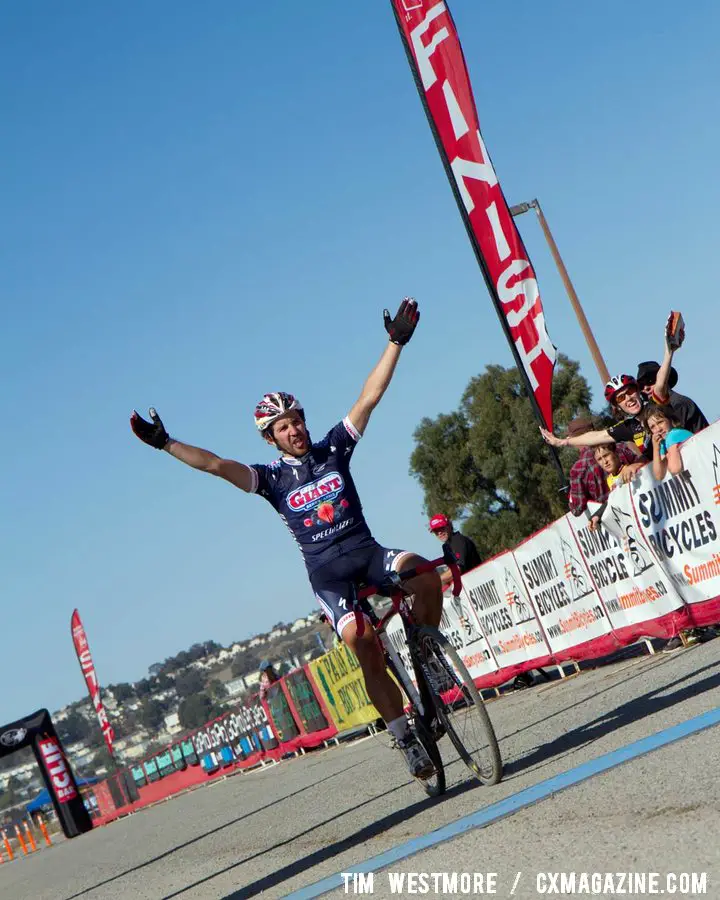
(287, 472, 344, 513)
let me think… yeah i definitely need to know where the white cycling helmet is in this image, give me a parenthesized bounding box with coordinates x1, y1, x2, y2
(254, 392, 303, 434)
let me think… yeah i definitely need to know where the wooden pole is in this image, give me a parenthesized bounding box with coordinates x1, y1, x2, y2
(531, 199, 611, 385)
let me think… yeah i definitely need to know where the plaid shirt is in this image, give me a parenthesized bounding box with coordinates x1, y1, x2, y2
(568, 444, 637, 515)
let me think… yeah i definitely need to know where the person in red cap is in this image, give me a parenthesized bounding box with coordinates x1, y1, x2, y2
(428, 515, 482, 588)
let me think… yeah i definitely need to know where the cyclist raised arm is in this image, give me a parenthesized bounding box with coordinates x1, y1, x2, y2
(130, 408, 256, 491)
(130, 298, 443, 781)
(347, 298, 419, 435)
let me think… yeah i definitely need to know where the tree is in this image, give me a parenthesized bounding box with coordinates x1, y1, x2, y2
(207, 679, 228, 702)
(108, 682, 135, 703)
(175, 670, 205, 699)
(134, 678, 154, 699)
(57, 709, 92, 744)
(231, 649, 261, 679)
(178, 694, 214, 730)
(88, 745, 116, 775)
(139, 699, 167, 732)
(410, 355, 593, 558)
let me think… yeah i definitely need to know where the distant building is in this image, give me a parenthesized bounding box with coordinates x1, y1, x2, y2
(164, 713, 181, 734)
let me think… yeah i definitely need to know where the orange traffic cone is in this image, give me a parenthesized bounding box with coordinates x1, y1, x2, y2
(1, 830, 13, 861)
(38, 815, 52, 848)
(14, 824, 28, 856)
(23, 821, 37, 852)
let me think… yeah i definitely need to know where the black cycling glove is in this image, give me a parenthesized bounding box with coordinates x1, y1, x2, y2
(383, 297, 420, 346)
(131, 408, 170, 450)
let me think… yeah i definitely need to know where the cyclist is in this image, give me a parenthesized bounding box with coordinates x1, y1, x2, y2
(130, 298, 440, 779)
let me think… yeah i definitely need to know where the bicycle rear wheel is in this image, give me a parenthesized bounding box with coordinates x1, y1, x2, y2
(412, 626, 502, 785)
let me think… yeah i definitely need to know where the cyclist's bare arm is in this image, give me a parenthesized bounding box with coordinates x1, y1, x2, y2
(131, 408, 255, 492)
(165, 440, 255, 491)
(348, 341, 403, 436)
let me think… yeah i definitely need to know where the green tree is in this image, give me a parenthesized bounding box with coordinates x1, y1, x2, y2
(87, 745, 116, 775)
(230, 649, 262, 679)
(410, 355, 592, 558)
(57, 709, 92, 744)
(134, 678, 154, 699)
(108, 682, 135, 703)
(139, 699, 167, 732)
(207, 679, 228, 702)
(175, 670, 205, 699)
(178, 694, 214, 730)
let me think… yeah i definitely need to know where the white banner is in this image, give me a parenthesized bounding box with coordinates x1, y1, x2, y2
(513, 517, 612, 654)
(630, 433, 720, 604)
(461, 552, 551, 670)
(568, 493, 683, 630)
(385, 586, 497, 688)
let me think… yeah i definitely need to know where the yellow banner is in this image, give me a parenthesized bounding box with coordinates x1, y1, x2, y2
(308, 644, 380, 731)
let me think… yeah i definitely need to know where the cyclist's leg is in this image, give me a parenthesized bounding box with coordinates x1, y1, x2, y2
(313, 583, 404, 723)
(372, 548, 443, 629)
(312, 577, 434, 778)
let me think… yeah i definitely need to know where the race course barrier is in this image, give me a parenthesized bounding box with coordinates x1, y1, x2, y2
(384, 419, 720, 689)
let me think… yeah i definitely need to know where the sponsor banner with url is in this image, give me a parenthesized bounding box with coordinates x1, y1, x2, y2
(630, 433, 720, 604)
(307, 643, 379, 731)
(513, 517, 613, 655)
(568, 495, 684, 631)
(461, 552, 551, 671)
(384, 584, 498, 689)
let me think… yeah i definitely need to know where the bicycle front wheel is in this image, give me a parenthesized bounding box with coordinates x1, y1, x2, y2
(412, 626, 503, 786)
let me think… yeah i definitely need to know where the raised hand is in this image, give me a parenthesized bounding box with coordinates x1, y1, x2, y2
(383, 297, 420, 346)
(130, 407, 170, 450)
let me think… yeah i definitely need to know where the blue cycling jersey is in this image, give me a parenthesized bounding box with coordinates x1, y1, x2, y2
(249, 418, 375, 574)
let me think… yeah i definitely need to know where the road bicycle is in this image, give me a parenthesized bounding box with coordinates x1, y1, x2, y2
(353, 545, 503, 796)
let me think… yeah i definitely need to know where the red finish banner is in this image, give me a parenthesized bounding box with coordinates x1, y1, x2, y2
(70, 609, 115, 758)
(391, 0, 557, 427)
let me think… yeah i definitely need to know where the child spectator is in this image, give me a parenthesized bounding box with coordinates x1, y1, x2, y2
(566, 417, 638, 516)
(588, 444, 628, 531)
(640, 404, 693, 480)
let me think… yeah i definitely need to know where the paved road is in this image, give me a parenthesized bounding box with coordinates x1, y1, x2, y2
(3, 640, 720, 899)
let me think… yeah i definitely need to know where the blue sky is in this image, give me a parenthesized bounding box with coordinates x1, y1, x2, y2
(2, 1, 718, 724)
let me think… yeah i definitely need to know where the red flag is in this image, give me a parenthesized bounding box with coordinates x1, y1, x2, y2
(391, 0, 557, 428)
(70, 610, 115, 759)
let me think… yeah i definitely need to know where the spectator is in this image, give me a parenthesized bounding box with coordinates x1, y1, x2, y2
(640, 404, 693, 480)
(566, 416, 638, 517)
(258, 660, 279, 699)
(542, 374, 651, 469)
(428, 514, 482, 587)
(636, 361, 708, 435)
(588, 444, 628, 532)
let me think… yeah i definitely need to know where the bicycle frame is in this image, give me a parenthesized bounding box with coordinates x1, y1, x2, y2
(353, 544, 463, 722)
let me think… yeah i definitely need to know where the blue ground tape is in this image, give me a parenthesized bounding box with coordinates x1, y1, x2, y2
(285, 705, 720, 899)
